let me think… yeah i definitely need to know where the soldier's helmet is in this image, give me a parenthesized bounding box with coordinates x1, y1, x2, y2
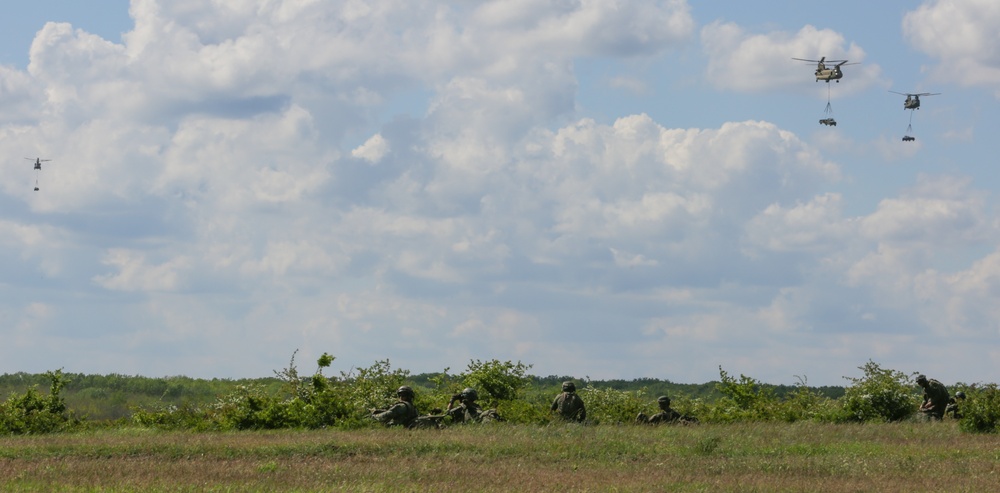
(461, 388, 479, 402)
(916, 374, 928, 384)
(397, 386, 415, 399)
(955, 391, 966, 399)
(657, 395, 671, 404)
(562, 381, 576, 392)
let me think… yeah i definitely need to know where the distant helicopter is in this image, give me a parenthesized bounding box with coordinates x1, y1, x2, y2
(890, 91, 940, 142)
(889, 91, 940, 110)
(792, 57, 858, 83)
(26, 157, 51, 191)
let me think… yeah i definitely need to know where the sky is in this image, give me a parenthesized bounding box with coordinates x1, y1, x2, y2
(2, 0, 999, 387)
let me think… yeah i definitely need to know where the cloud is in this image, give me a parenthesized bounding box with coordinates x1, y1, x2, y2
(0, 65, 40, 124)
(860, 175, 991, 246)
(904, 0, 1000, 93)
(743, 193, 853, 254)
(352, 134, 389, 163)
(3, 1, 1000, 385)
(93, 249, 189, 292)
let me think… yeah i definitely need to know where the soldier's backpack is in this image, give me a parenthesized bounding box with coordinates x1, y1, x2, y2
(557, 392, 584, 420)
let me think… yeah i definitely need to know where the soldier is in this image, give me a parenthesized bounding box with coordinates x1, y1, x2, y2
(636, 396, 696, 425)
(945, 391, 966, 419)
(916, 374, 950, 421)
(445, 388, 484, 424)
(371, 385, 419, 428)
(551, 381, 586, 422)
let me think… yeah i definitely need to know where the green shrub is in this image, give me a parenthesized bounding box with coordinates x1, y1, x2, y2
(839, 360, 917, 423)
(130, 402, 215, 431)
(703, 366, 779, 422)
(459, 359, 532, 406)
(774, 376, 841, 423)
(958, 383, 1000, 434)
(130, 351, 357, 430)
(0, 370, 78, 434)
(581, 385, 647, 424)
(338, 358, 411, 422)
(494, 396, 552, 425)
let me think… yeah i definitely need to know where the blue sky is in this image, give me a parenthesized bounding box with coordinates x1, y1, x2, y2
(2, 0, 999, 387)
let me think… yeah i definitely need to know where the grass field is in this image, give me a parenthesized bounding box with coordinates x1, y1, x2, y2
(1, 421, 998, 492)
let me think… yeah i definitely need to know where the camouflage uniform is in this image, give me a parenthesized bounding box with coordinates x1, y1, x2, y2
(945, 391, 966, 419)
(372, 400, 418, 427)
(636, 396, 695, 425)
(551, 382, 586, 422)
(637, 409, 681, 424)
(917, 375, 949, 421)
(446, 401, 484, 424)
(372, 386, 419, 428)
(444, 388, 502, 424)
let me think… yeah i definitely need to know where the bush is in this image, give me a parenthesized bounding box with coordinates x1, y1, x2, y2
(130, 402, 214, 431)
(203, 351, 348, 430)
(0, 370, 78, 434)
(131, 351, 357, 430)
(581, 385, 646, 424)
(338, 358, 411, 421)
(422, 359, 534, 424)
(703, 366, 779, 422)
(774, 376, 841, 423)
(958, 383, 1000, 434)
(494, 396, 552, 425)
(839, 360, 917, 423)
(459, 359, 532, 406)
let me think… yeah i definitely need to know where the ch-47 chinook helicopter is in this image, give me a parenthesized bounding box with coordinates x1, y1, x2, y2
(889, 91, 940, 110)
(792, 57, 858, 83)
(26, 157, 51, 191)
(795, 57, 858, 126)
(890, 91, 940, 142)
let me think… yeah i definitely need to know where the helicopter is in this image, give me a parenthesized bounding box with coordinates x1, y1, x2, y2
(889, 91, 940, 110)
(27, 157, 51, 170)
(792, 57, 858, 83)
(26, 157, 51, 191)
(890, 91, 940, 142)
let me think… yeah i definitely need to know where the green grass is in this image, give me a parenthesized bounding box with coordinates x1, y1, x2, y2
(2, 422, 999, 492)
